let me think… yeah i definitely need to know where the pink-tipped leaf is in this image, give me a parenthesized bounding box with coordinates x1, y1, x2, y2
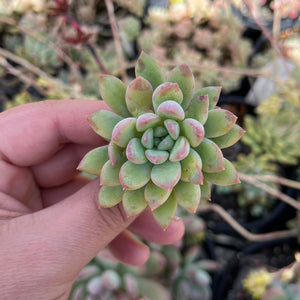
(152, 82, 183, 112)
(195, 138, 224, 173)
(193, 86, 222, 110)
(167, 63, 195, 110)
(88, 110, 122, 140)
(173, 181, 201, 212)
(136, 113, 161, 132)
(156, 100, 185, 121)
(169, 136, 190, 162)
(185, 94, 209, 124)
(204, 109, 237, 138)
(180, 148, 203, 185)
(203, 158, 240, 186)
(111, 118, 137, 147)
(152, 193, 177, 229)
(164, 119, 180, 140)
(77, 145, 109, 176)
(210, 124, 245, 148)
(126, 76, 153, 117)
(135, 51, 164, 90)
(181, 118, 204, 147)
(99, 75, 130, 117)
(144, 181, 171, 210)
(123, 188, 148, 216)
(126, 138, 147, 164)
(119, 161, 152, 190)
(151, 160, 181, 190)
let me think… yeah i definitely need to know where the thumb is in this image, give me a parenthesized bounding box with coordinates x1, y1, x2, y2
(14, 180, 136, 280)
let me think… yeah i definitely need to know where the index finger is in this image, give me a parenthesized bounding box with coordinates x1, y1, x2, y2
(0, 100, 108, 166)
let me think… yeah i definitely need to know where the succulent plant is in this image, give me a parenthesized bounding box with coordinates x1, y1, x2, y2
(78, 52, 244, 228)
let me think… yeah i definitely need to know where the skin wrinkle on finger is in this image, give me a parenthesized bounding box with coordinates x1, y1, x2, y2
(32, 143, 95, 188)
(0, 160, 42, 211)
(0, 100, 108, 167)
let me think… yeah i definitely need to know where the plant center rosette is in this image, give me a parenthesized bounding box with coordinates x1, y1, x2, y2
(78, 52, 245, 229)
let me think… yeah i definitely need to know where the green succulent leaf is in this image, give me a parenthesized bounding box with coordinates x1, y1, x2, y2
(200, 179, 211, 200)
(99, 185, 123, 208)
(126, 76, 153, 117)
(112, 118, 137, 147)
(120, 161, 152, 190)
(173, 181, 200, 212)
(141, 128, 154, 149)
(169, 136, 190, 162)
(135, 51, 164, 90)
(157, 135, 175, 150)
(77, 145, 109, 176)
(136, 113, 161, 132)
(195, 138, 224, 173)
(99, 75, 130, 117)
(204, 158, 240, 186)
(154, 126, 168, 137)
(100, 160, 124, 186)
(88, 110, 122, 140)
(181, 118, 205, 147)
(144, 181, 172, 210)
(185, 94, 209, 124)
(204, 109, 237, 138)
(193, 86, 222, 110)
(108, 142, 124, 165)
(145, 149, 169, 164)
(123, 188, 148, 216)
(210, 124, 245, 148)
(167, 63, 195, 110)
(164, 119, 180, 140)
(152, 193, 178, 229)
(151, 160, 181, 190)
(126, 138, 147, 164)
(152, 82, 183, 112)
(157, 100, 185, 121)
(180, 148, 203, 185)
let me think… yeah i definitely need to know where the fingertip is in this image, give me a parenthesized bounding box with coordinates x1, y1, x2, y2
(108, 231, 150, 266)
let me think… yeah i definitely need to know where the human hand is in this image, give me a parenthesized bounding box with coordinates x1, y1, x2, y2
(0, 100, 184, 300)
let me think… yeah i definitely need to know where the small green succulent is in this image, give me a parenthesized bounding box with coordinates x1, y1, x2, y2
(78, 52, 244, 228)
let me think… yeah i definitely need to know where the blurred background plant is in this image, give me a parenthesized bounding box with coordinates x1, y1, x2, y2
(1, 0, 300, 299)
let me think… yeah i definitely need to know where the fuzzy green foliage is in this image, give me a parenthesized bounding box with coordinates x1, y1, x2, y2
(216, 154, 278, 218)
(138, 6, 252, 92)
(119, 16, 141, 43)
(242, 108, 300, 166)
(78, 53, 244, 228)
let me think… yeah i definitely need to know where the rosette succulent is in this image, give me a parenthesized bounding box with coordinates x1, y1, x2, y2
(78, 52, 244, 228)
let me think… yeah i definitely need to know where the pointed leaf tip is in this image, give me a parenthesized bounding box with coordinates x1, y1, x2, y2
(173, 181, 200, 213)
(77, 145, 109, 176)
(204, 158, 240, 186)
(167, 63, 195, 110)
(99, 75, 130, 117)
(119, 161, 152, 190)
(204, 109, 237, 138)
(144, 181, 171, 210)
(99, 185, 123, 208)
(152, 82, 183, 112)
(126, 77, 153, 117)
(88, 110, 122, 140)
(195, 138, 224, 173)
(151, 160, 181, 190)
(193, 86, 222, 110)
(123, 188, 147, 216)
(135, 52, 164, 90)
(153, 193, 178, 229)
